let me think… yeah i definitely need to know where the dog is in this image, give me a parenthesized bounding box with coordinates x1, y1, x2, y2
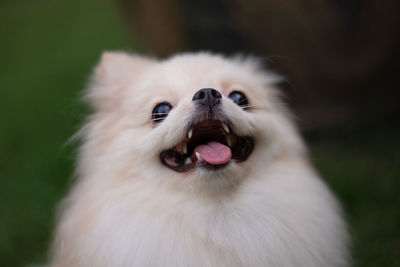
(49, 52, 350, 266)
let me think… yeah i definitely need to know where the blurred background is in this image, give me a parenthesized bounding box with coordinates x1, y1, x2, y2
(0, 0, 399, 266)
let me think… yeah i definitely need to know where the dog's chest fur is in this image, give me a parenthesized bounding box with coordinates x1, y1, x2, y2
(54, 163, 347, 267)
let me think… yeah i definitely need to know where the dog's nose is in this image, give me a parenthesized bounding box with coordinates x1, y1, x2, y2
(192, 88, 222, 107)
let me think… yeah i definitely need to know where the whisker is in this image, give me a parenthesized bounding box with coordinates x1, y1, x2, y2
(240, 104, 252, 109)
(151, 118, 166, 122)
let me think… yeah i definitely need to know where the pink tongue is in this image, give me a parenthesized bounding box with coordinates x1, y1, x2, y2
(194, 141, 232, 165)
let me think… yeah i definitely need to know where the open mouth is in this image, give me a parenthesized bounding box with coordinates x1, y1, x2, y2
(160, 119, 254, 172)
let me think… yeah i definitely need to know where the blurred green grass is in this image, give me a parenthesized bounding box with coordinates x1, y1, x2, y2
(0, 0, 131, 266)
(308, 129, 400, 266)
(0, 1, 399, 266)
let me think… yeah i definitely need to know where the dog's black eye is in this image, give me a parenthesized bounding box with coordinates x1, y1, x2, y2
(152, 102, 173, 123)
(228, 91, 249, 109)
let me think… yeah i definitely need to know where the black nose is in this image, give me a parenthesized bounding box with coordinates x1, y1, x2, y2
(192, 88, 222, 107)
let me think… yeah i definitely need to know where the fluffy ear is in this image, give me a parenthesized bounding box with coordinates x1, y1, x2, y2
(87, 51, 155, 111)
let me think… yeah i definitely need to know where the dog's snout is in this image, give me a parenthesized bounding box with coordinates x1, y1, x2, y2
(192, 88, 222, 107)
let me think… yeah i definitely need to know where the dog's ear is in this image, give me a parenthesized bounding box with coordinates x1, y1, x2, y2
(87, 51, 155, 111)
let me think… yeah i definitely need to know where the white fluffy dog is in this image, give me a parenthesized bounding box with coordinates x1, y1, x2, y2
(49, 52, 349, 266)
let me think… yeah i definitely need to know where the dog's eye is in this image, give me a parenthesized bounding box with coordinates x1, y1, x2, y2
(228, 91, 249, 109)
(152, 102, 173, 123)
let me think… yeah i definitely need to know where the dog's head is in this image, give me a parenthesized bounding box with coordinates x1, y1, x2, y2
(81, 52, 305, 195)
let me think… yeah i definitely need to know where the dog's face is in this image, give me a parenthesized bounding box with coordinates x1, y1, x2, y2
(83, 52, 304, 195)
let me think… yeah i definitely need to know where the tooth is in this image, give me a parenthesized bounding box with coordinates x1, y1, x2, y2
(182, 142, 187, 154)
(195, 152, 202, 161)
(227, 135, 236, 147)
(176, 142, 185, 154)
(227, 136, 232, 147)
(188, 127, 193, 139)
(222, 123, 229, 133)
(185, 157, 192, 165)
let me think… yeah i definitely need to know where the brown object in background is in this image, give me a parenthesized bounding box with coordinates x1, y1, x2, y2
(117, 0, 186, 57)
(116, 0, 400, 129)
(231, 0, 400, 127)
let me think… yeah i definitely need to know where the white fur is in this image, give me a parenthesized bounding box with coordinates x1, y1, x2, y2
(49, 52, 349, 266)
